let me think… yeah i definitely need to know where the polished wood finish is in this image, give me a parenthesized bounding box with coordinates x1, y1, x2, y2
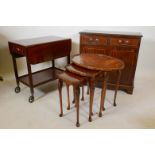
(72, 54, 124, 71)
(58, 71, 86, 85)
(66, 63, 100, 77)
(72, 54, 124, 119)
(57, 71, 87, 127)
(80, 31, 142, 94)
(9, 36, 71, 102)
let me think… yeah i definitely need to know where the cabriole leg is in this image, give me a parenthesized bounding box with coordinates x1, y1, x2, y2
(81, 86, 84, 101)
(88, 79, 95, 122)
(99, 72, 108, 117)
(74, 85, 80, 127)
(113, 70, 121, 106)
(66, 84, 70, 110)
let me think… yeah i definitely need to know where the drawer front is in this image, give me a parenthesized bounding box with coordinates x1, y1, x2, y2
(81, 34, 108, 46)
(11, 44, 25, 55)
(80, 45, 107, 54)
(110, 37, 139, 47)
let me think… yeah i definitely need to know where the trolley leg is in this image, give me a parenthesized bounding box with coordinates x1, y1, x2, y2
(58, 79, 63, 117)
(26, 60, 34, 103)
(12, 56, 21, 93)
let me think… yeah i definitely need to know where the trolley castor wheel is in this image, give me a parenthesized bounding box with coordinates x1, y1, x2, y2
(29, 96, 34, 103)
(15, 86, 21, 93)
(76, 122, 80, 127)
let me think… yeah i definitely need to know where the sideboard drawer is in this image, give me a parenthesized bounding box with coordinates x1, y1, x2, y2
(80, 45, 107, 54)
(81, 35, 108, 46)
(110, 37, 139, 47)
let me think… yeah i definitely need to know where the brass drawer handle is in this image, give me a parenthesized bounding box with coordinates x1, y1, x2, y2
(15, 47, 23, 53)
(118, 39, 122, 43)
(16, 47, 21, 51)
(125, 40, 129, 43)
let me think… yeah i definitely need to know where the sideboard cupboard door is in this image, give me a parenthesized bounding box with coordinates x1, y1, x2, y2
(108, 47, 137, 85)
(80, 31, 142, 94)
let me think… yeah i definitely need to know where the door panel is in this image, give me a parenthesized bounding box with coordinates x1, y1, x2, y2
(107, 47, 137, 85)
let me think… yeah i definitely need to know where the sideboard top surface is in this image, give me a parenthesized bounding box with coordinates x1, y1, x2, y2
(80, 30, 143, 37)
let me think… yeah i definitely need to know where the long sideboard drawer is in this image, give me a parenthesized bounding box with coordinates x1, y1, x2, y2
(81, 34, 108, 46)
(110, 37, 139, 47)
(80, 45, 107, 54)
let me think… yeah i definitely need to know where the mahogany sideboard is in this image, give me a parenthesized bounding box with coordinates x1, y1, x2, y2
(9, 36, 71, 102)
(80, 31, 143, 94)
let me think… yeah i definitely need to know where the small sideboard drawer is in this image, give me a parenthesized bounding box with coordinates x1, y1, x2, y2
(81, 34, 108, 46)
(110, 37, 139, 47)
(12, 45, 25, 55)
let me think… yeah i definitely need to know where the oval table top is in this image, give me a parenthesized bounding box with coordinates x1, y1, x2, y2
(72, 54, 124, 71)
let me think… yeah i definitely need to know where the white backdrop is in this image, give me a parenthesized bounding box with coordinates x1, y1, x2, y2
(0, 26, 155, 79)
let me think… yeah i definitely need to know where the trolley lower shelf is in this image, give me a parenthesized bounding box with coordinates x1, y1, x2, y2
(19, 67, 63, 87)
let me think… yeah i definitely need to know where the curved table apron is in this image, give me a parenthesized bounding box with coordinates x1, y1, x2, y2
(72, 54, 124, 119)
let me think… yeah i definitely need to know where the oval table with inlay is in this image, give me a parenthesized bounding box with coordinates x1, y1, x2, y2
(72, 54, 125, 121)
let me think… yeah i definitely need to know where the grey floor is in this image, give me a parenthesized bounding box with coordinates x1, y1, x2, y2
(0, 75, 155, 129)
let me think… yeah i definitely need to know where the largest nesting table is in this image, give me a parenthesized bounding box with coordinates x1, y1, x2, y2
(72, 54, 125, 121)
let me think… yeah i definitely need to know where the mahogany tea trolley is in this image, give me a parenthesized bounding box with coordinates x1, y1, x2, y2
(9, 36, 71, 103)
